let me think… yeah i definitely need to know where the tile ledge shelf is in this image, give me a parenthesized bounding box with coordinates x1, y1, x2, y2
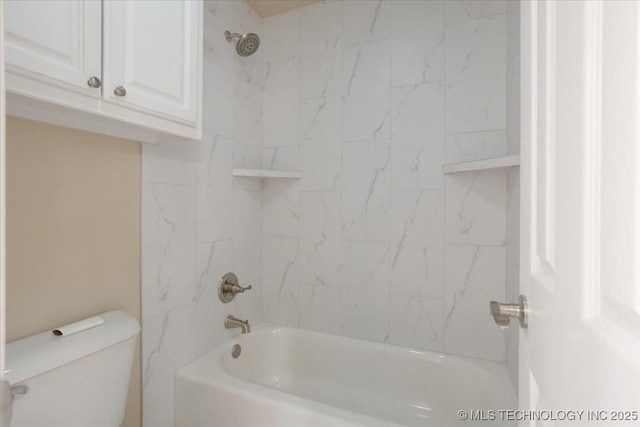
(233, 169, 302, 179)
(442, 155, 520, 174)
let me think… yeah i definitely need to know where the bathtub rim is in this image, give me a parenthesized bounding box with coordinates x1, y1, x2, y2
(176, 323, 516, 427)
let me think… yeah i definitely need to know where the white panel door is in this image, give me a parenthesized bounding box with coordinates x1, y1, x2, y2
(103, 0, 200, 124)
(4, 0, 101, 97)
(1, 0, 9, 424)
(520, 0, 640, 423)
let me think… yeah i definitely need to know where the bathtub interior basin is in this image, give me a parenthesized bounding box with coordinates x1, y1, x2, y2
(176, 324, 516, 427)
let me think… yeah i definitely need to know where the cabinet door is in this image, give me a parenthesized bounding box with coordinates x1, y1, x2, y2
(4, 0, 102, 97)
(103, 0, 201, 124)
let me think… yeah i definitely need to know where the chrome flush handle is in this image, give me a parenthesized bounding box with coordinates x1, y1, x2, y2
(10, 385, 29, 397)
(0, 380, 30, 425)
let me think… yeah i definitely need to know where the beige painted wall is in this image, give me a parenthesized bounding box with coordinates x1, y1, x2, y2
(6, 117, 142, 427)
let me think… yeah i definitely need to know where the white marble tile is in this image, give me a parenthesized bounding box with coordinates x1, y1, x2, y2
(142, 142, 197, 186)
(233, 176, 262, 192)
(390, 190, 445, 298)
(445, 170, 507, 246)
(262, 236, 299, 325)
(195, 240, 234, 356)
(505, 168, 519, 304)
(446, 0, 506, 24)
(343, 0, 390, 46)
(204, 1, 235, 32)
(391, 29, 444, 88)
(234, 234, 261, 289)
(341, 285, 389, 343)
(342, 240, 389, 289)
(142, 183, 196, 321)
(233, 43, 263, 104)
(262, 146, 299, 170)
(233, 190, 262, 283)
(195, 240, 234, 303)
(505, 167, 519, 391)
(234, 93, 262, 169)
(262, 180, 299, 237)
(445, 14, 506, 133)
(232, 277, 263, 326)
(390, 82, 445, 190)
(342, 140, 390, 241)
(390, 1, 445, 87)
(390, 0, 445, 33)
(197, 134, 233, 243)
(262, 11, 299, 62)
(299, 283, 341, 334)
(300, 2, 342, 99)
(142, 305, 197, 427)
(300, 192, 341, 287)
(389, 295, 443, 352)
(445, 130, 507, 163)
(342, 39, 390, 142)
(203, 12, 236, 136)
(506, 0, 520, 156)
(263, 57, 299, 148)
(300, 96, 342, 191)
(236, 0, 261, 35)
(231, 0, 263, 104)
(443, 245, 506, 362)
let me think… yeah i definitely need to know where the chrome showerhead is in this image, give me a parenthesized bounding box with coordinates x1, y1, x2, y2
(225, 30, 260, 57)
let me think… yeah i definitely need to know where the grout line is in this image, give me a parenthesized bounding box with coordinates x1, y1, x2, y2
(442, 6, 448, 353)
(386, 2, 391, 344)
(339, 0, 345, 335)
(296, 8, 302, 327)
(444, 242, 508, 249)
(445, 128, 508, 136)
(390, 79, 446, 90)
(445, 11, 507, 28)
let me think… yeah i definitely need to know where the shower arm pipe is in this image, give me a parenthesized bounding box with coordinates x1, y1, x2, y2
(225, 31, 242, 42)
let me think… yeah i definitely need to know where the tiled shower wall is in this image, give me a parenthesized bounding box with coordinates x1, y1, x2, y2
(140, 2, 263, 426)
(141, 2, 520, 423)
(260, 0, 514, 363)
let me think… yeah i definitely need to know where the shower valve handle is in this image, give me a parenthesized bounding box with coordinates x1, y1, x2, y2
(223, 283, 252, 294)
(218, 272, 251, 303)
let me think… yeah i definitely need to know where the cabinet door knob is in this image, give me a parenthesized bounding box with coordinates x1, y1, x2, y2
(87, 76, 102, 88)
(114, 86, 127, 97)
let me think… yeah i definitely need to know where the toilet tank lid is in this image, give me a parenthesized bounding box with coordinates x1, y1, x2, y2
(4, 311, 140, 384)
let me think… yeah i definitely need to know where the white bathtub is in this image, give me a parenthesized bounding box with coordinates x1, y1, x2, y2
(176, 324, 516, 427)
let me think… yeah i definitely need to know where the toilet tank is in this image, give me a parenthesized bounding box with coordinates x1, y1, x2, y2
(5, 311, 140, 427)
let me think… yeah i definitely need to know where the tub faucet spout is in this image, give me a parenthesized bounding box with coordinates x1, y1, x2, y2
(225, 315, 251, 334)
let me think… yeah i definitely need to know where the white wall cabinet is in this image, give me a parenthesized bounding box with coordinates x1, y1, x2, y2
(4, 0, 202, 144)
(103, 1, 200, 124)
(4, 1, 102, 98)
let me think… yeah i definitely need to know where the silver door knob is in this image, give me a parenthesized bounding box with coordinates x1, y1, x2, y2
(490, 295, 529, 329)
(114, 86, 127, 96)
(87, 76, 101, 88)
